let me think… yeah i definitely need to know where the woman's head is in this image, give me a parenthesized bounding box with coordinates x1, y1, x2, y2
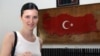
(21, 2, 38, 17)
(21, 2, 39, 30)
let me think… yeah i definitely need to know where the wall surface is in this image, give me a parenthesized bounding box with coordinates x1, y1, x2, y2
(0, 0, 100, 51)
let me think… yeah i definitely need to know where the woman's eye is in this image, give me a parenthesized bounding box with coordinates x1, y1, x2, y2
(26, 16, 30, 19)
(33, 16, 38, 19)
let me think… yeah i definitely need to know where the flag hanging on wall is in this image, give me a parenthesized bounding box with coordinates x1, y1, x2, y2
(42, 13, 97, 36)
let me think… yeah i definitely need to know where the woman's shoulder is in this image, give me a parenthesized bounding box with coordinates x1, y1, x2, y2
(5, 32, 15, 39)
(39, 37, 43, 43)
(37, 37, 43, 47)
(3, 32, 15, 45)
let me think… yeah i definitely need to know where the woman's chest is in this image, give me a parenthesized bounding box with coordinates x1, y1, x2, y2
(15, 40, 41, 56)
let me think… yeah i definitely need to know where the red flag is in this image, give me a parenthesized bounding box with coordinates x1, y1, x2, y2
(42, 13, 97, 36)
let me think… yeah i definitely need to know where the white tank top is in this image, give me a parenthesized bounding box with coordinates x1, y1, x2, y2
(14, 31, 41, 56)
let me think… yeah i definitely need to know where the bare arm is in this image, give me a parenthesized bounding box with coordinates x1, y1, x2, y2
(0, 32, 14, 56)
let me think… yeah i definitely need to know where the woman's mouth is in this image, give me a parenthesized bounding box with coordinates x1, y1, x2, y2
(28, 24, 34, 27)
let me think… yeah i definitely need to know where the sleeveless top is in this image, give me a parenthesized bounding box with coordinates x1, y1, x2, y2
(14, 31, 41, 56)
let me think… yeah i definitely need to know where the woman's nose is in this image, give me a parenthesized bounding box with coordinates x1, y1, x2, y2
(30, 18, 34, 23)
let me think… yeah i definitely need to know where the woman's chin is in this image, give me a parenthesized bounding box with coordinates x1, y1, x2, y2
(29, 27, 34, 31)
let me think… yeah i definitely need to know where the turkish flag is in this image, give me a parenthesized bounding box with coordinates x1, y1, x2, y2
(42, 13, 97, 36)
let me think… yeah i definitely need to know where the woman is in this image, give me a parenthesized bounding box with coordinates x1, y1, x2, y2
(0, 2, 42, 56)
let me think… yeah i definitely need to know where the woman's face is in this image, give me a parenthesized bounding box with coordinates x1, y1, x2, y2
(21, 9, 38, 30)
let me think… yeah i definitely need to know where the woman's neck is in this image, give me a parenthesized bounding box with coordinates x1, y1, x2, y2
(20, 28, 34, 37)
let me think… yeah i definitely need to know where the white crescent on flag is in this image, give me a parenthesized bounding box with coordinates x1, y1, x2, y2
(62, 20, 74, 29)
